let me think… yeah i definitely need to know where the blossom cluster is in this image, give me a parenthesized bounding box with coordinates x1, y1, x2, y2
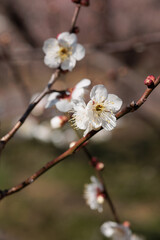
(41, 30, 144, 240)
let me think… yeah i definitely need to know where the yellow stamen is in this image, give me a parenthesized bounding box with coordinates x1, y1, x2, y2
(58, 46, 72, 61)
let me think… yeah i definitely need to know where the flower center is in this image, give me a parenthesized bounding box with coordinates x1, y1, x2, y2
(58, 46, 72, 61)
(96, 104, 103, 112)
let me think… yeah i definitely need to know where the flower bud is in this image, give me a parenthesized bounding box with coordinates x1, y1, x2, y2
(144, 75, 155, 88)
(123, 221, 130, 227)
(81, 0, 90, 6)
(69, 141, 76, 148)
(97, 194, 105, 204)
(96, 162, 104, 171)
(72, 26, 80, 34)
(50, 116, 68, 129)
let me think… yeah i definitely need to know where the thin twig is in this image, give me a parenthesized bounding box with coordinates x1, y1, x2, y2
(0, 3, 82, 155)
(0, 75, 159, 201)
(70, 4, 81, 33)
(0, 69, 60, 153)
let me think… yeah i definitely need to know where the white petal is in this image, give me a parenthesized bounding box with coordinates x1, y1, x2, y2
(56, 99, 72, 112)
(72, 99, 86, 110)
(106, 94, 123, 113)
(43, 38, 59, 54)
(58, 32, 77, 46)
(101, 222, 117, 237)
(72, 88, 85, 100)
(101, 113, 116, 131)
(44, 54, 61, 68)
(86, 100, 102, 129)
(83, 122, 93, 136)
(50, 116, 62, 129)
(75, 79, 91, 89)
(72, 44, 85, 60)
(45, 92, 60, 108)
(90, 85, 108, 102)
(61, 57, 76, 71)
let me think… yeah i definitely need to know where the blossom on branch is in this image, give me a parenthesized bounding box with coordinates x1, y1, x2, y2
(100, 221, 144, 240)
(45, 79, 91, 112)
(84, 176, 105, 212)
(71, 84, 122, 136)
(43, 32, 85, 71)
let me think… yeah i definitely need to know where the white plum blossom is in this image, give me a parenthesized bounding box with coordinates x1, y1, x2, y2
(100, 221, 145, 240)
(43, 32, 85, 71)
(84, 176, 105, 212)
(100, 221, 132, 240)
(71, 84, 123, 136)
(45, 78, 91, 112)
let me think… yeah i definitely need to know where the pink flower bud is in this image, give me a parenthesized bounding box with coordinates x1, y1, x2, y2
(50, 116, 68, 129)
(96, 162, 104, 171)
(144, 75, 155, 88)
(123, 221, 130, 227)
(81, 0, 90, 6)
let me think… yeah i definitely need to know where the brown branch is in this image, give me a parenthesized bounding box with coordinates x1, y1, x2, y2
(70, 4, 81, 33)
(0, 3, 82, 155)
(0, 75, 159, 201)
(0, 69, 60, 154)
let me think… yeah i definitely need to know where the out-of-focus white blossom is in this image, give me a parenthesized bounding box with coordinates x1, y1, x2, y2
(84, 176, 105, 212)
(43, 32, 85, 71)
(71, 84, 122, 136)
(101, 221, 145, 240)
(50, 116, 68, 129)
(45, 78, 91, 112)
(18, 117, 52, 143)
(101, 221, 131, 240)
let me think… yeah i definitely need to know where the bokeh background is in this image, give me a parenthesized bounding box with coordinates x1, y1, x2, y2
(0, 0, 160, 239)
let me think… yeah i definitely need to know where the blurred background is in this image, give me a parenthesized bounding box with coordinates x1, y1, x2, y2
(0, 0, 160, 239)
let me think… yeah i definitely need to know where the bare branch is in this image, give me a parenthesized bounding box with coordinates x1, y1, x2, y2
(0, 75, 159, 201)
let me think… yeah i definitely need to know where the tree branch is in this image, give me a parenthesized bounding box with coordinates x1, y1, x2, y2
(0, 75, 159, 201)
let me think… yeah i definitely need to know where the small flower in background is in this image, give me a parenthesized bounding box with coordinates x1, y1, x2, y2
(50, 115, 68, 129)
(45, 78, 91, 112)
(84, 176, 105, 212)
(71, 84, 122, 136)
(43, 32, 85, 71)
(100, 221, 145, 240)
(100, 221, 132, 240)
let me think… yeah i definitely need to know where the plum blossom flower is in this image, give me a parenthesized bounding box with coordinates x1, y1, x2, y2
(100, 221, 132, 240)
(43, 32, 85, 71)
(45, 78, 91, 112)
(100, 221, 145, 240)
(71, 84, 123, 136)
(84, 176, 105, 212)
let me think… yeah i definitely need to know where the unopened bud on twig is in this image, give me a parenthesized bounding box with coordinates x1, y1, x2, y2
(72, 26, 80, 34)
(50, 116, 68, 129)
(69, 141, 76, 148)
(81, 0, 90, 6)
(123, 221, 130, 227)
(96, 162, 104, 171)
(144, 75, 155, 88)
(97, 194, 105, 204)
